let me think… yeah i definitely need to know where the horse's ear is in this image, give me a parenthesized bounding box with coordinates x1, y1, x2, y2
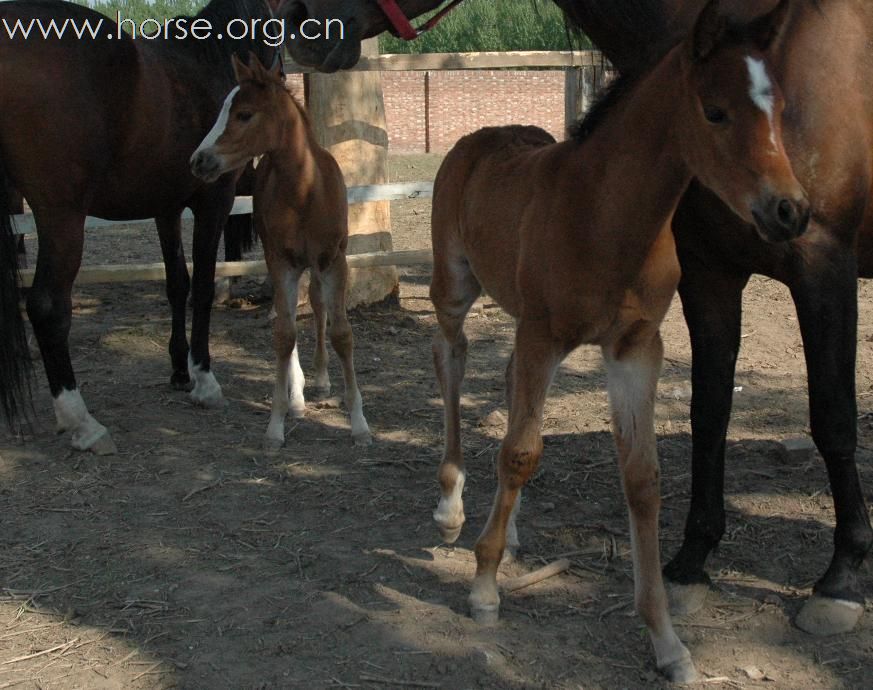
(231, 53, 253, 83)
(691, 0, 726, 62)
(746, 0, 790, 51)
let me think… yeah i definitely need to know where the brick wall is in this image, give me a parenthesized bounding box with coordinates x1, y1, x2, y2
(382, 70, 566, 154)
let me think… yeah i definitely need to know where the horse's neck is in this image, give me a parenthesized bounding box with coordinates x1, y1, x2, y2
(579, 48, 690, 236)
(269, 100, 318, 187)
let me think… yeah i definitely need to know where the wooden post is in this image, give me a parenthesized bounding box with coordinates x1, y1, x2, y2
(306, 38, 398, 308)
(564, 60, 611, 137)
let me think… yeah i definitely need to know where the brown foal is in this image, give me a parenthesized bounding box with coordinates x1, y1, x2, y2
(429, 0, 806, 681)
(190, 54, 371, 449)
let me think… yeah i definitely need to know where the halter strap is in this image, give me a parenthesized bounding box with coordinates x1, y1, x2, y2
(376, 0, 466, 41)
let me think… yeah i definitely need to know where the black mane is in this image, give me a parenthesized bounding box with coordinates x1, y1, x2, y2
(567, 68, 641, 143)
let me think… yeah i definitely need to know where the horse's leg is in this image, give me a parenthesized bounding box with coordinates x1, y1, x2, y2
(27, 210, 115, 454)
(604, 334, 696, 683)
(308, 271, 331, 397)
(187, 193, 234, 408)
(503, 349, 521, 560)
(156, 213, 191, 390)
(430, 252, 481, 542)
(469, 319, 560, 623)
(264, 264, 305, 449)
(320, 255, 371, 445)
(789, 240, 872, 634)
(662, 254, 749, 615)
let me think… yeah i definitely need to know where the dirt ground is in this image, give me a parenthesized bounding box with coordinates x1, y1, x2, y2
(2, 154, 873, 690)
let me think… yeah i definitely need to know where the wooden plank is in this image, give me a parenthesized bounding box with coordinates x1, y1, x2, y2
(286, 50, 606, 73)
(11, 184, 433, 236)
(17, 249, 433, 287)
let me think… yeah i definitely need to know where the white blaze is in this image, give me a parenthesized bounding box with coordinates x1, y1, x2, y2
(745, 56, 777, 148)
(193, 86, 240, 156)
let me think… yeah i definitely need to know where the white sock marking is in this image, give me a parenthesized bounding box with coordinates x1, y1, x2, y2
(188, 354, 224, 406)
(745, 56, 777, 148)
(53, 388, 109, 450)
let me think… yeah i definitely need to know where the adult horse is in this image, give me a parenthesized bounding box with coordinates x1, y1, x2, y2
(281, 0, 873, 635)
(0, 0, 280, 452)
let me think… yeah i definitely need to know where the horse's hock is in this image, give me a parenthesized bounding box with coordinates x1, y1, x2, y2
(306, 39, 398, 309)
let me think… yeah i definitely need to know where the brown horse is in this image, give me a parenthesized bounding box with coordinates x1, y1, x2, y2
(190, 54, 372, 448)
(430, 1, 803, 680)
(287, 0, 873, 636)
(0, 0, 280, 452)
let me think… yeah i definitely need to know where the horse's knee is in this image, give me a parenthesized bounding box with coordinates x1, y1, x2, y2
(26, 287, 69, 339)
(499, 441, 542, 490)
(329, 321, 353, 355)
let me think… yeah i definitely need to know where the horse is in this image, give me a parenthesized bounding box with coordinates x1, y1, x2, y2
(429, 0, 804, 680)
(0, 0, 280, 453)
(287, 0, 873, 636)
(190, 54, 372, 448)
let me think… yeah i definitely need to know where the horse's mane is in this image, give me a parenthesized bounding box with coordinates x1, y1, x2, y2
(173, 0, 275, 74)
(567, 68, 643, 143)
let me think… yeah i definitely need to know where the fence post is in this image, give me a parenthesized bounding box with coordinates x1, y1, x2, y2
(564, 59, 610, 136)
(306, 37, 398, 308)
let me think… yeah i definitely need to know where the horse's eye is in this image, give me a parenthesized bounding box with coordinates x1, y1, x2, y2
(704, 105, 727, 124)
(236, 111, 254, 123)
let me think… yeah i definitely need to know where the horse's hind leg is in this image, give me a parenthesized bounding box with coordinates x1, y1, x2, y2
(320, 255, 371, 445)
(429, 252, 480, 543)
(603, 333, 696, 683)
(27, 209, 115, 454)
(264, 264, 305, 449)
(308, 271, 331, 397)
(156, 213, 191, 390)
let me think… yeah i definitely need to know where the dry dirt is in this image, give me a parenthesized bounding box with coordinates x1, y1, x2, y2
(2, 154, 873, 689)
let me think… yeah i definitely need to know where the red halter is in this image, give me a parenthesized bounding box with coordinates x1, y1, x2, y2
(376, 0, 466, 41)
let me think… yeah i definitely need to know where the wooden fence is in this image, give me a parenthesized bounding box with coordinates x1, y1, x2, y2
(12, 50, 609, 287)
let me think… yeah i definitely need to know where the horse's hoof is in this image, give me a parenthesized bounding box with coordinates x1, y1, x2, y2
(353, 432, 373, 446)
(667, 581, 709, 616)
(501, 546, 517, 564)
(263, 436, 284, 452)
(89, 432, 118, 456)
(658, 657, 698, 684)
(436, 523, 462, 544)
(191, 391, 226, 409)
(290, 405, 306, 419)
(795, 595, 863, 635)
(470, 605, 500, 626)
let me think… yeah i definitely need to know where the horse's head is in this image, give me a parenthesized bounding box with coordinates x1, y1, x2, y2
(678, 0, 809, 242)
(190, 53, 289, 183)
(278, 0, 443, 71)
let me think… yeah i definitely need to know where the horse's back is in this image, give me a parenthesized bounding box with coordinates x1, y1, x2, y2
(432, 125, 556, 316)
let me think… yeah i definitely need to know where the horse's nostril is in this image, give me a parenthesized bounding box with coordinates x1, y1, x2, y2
(777, 199, 796, 227)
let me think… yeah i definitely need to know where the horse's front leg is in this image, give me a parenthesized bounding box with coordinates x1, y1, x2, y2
(604, 333, 696, 683)
(264, 264, 305, 449)
(27, 208, 115, 454)
(662, 245, 749, 615)
(156, 212, 191, 390)
(469, 320, 561, 623)
(789, 234, 872, 635)
(187, 190, 235, 408)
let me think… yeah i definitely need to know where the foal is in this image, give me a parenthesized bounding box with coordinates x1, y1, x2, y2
(191, 54, 371, 448)
(430, 0, 806, 681)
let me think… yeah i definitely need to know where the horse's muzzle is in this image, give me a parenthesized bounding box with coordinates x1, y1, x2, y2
(190, 150, 223, 184)
(752, 195, 811, 242)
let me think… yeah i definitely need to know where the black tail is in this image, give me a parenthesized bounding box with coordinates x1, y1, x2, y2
(0, 162, 32, 428)
(223, 162, 258, 262)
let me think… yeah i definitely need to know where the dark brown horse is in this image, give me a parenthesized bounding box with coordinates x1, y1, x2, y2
(0, 0, 280, 452)
(429, 1, 803, 679)
(288, 0, 873, 636)
(191, 54, 372, 448)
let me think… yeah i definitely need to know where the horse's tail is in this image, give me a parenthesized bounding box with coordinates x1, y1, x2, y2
(223, 161, 258, 261)
(0, 160, 32, 428)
